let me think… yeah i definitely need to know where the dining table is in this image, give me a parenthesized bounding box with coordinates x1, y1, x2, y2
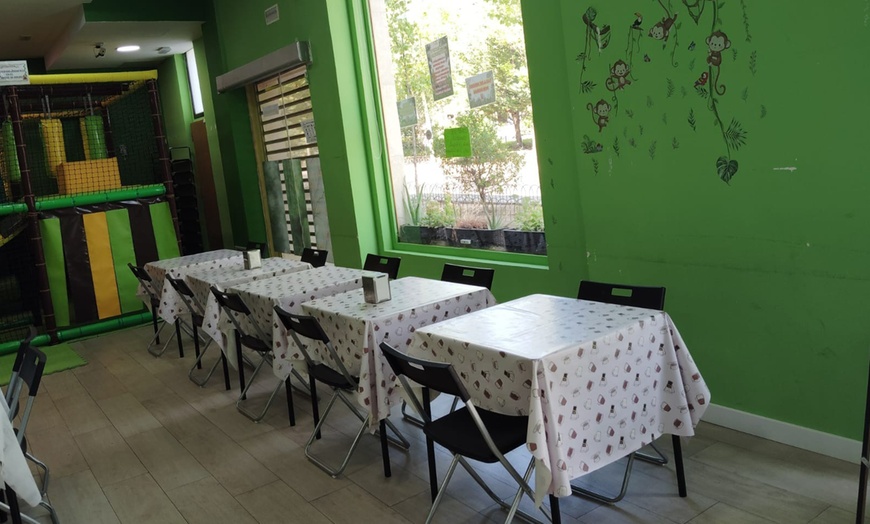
(299, 276, 496, 428)
(406, 293, 710, 506)
(203, 265, 369, 373)
(143, 249, 243, 323)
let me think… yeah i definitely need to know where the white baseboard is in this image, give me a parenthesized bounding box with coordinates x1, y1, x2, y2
(703, 403, 861, 464)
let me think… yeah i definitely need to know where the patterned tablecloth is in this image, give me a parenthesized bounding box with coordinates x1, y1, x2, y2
(144, 249, 243, 323)
(407, 294, 710, 505)
(300, 277, 496, 429)
(203, 266, 368, 371)
(188, 257, 312, 316)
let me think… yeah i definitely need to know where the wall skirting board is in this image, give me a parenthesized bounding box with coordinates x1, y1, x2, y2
(703, 404, 860, 464)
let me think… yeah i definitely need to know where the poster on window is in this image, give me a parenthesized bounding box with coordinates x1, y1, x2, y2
(397, 97, 418, 128)
(466, 71, 495, 109)
(425, 36, 454, 101)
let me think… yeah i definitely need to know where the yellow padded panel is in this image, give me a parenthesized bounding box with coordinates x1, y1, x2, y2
(56, 158, 121, 195)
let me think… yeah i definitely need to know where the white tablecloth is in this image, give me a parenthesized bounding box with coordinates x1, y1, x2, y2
(186, 257, 312, 314)
(300, 277, 496, 428)
(0, 398, 41, 507)
(204, 266, 368, 373)
(407, 294, 710, 505)
(144, 249, 243, 323)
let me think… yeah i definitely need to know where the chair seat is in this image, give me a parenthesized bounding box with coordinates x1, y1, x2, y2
(310, 363, 357, 390)
(240, 334, 271, 353)
(425, 407, 528, 463)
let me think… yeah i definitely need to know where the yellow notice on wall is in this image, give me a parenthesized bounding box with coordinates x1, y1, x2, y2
(444, 127, 471, 158)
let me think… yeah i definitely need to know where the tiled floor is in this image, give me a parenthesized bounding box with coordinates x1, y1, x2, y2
(15, 324, 867, 523)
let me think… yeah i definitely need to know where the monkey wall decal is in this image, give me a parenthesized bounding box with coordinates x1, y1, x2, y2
(605, 60, 632, 91)
(648, 14, 678, 42)
(587, 99, 611, 132)
(706, 30, 731, 94)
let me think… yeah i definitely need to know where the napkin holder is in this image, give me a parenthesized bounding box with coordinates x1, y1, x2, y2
(363, 272, 391, 304)
(243, 249, 262, 270)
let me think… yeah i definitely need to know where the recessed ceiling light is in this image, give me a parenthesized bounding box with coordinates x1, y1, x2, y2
(116, 45, 140, 53)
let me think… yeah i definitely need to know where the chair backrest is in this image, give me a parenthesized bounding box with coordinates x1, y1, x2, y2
(363, 254, 401, 280)
(6, 344, 47, 444)
(380, 342, 470, 421)
(577, 280, 666, 310)
(211, 286, 271, 342)
(274, 306, 357, 386)
(210, 285, 251, 315)
(167, 276, 204, 317)
(440, 263, 495, 290)
(5, 327, 38, 414)
(301, 248, 328, 268)
(128, 263, 159, 302)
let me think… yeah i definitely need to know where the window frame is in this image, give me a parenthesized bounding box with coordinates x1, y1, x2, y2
(351, 0, 549, 266)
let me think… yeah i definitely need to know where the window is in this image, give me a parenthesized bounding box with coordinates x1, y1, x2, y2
(367, 0, 545, 255)
(185, 49, 204, 118)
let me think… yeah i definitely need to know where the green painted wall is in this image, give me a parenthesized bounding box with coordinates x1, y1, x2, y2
(157, 55, 194, 152)
(201, 0, 868, 440)
(84, 0, 205, 22)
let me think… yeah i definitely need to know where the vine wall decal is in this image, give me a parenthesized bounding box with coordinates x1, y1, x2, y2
(575, 0, 758, 184)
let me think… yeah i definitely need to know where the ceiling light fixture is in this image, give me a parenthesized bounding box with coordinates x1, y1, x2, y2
(116, 45, 140, 53)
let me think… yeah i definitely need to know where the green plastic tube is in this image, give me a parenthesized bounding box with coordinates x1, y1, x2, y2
(0, 203, 28, 216)
(34, 184, 165, 211)
(80, 115, 108, 160)
(0, 310, 151, 355)
(2, 120, 21, 183)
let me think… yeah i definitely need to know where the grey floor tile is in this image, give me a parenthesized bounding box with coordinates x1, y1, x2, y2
(312, 484, 413, 524)
(688, 502, 777, 524)
(103, 473, 186, 524)
(48, 469, 120, 524)
(54, 394, 112, 436)
(166, 476, 257, 524)
(98, 393, 162, 437)
(235, 480, 333, 524)
(125, 427, 211, 491)
(75, 426, 146, 486)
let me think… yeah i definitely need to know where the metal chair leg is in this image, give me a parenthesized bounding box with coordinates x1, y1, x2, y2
(636, 441, 668, 466)
(304, 390, 369, 478)
(221, 352, 231, 391)
(235, 331, 246, 398)
(401, 400, 425, 428)
(235, 355, 283, 423)
(193, 325, 202, 370)
(151, 306, 159, 344)
(147, 321, 176, 357)
(285, 376, 295, 426)
(25, 452, 48, 495)
(571, 453, 636, 504)
(188, 339, 221, 387)
(380, 420, 391, 478)
(310, 373, 321, 440)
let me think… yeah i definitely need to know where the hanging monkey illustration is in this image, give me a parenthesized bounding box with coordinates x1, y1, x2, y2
(605, 60, 632, 91)
(587, 99, 611, 132)
(706, 30, 731, 94)
(648, 14, 677, 42)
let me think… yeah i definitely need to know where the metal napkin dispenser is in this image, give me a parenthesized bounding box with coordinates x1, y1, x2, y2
(243, 249, 262, 270)
(363, 272, 391, 304)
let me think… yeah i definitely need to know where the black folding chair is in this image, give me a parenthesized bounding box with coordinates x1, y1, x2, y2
(363, 254, 401, 279)
(166, 276, 231, 390)
(274, 308, 409, 478)
(2, 344, 59, 524)
(440, 263, 495, 290)
(210, 286, 306, 425)
(127, 263, 180, 357)
(381, 342, 553, 524)
(300, 248, 328, 268)
(576, 280, 686, 503)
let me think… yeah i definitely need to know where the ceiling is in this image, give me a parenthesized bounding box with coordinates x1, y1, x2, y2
(0, 0, 202, 71)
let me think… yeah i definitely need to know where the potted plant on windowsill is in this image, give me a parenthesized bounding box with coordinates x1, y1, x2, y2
(504, 198, 546, 255)
(399, 184, 425, 244)
(417, 196, 455, 245)
(449, 216, 488, 248)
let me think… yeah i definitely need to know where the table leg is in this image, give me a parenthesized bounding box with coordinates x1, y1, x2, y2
(193, 325, 202, 369)
(672, 434, 687, 497)
(380, 419, 391, 478)
(549, 494, 561, 524)
(221, 352, 231, 391)
(175, 321, 184, 358)
(236, 330, 246, 399)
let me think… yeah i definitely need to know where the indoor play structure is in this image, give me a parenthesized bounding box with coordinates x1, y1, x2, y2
(0, 72, 183, 351)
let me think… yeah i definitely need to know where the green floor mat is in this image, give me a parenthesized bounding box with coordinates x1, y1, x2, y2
(0, 342, 87, 386)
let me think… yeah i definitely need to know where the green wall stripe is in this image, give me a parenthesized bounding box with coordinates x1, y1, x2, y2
(150, 201, 181, 260)
(39, 218, 70, 327)
(105, 209, 142, 314)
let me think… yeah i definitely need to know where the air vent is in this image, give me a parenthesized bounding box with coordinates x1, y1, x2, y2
(265, 4, 280, 25)
(157, 46, 171, 55)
